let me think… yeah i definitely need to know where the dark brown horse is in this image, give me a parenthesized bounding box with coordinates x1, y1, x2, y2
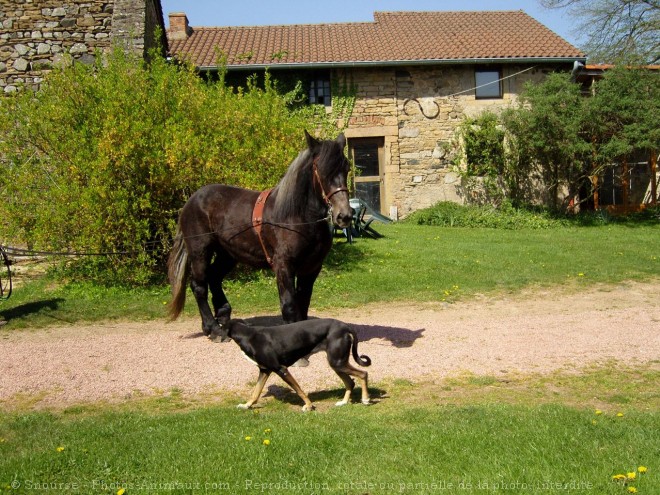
(167, 131, 353, 340)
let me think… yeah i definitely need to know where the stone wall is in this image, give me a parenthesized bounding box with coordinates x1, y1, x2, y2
(0, 0, 166, 94)
(339, 64, 563, 218)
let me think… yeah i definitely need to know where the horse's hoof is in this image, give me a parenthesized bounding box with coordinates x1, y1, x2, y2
(335, 400, 348, 407)
(361, 399, 371, 405)
(237, 403, 251, 410)
(292, 358, 310, 367)
(302, 404, 316, 412)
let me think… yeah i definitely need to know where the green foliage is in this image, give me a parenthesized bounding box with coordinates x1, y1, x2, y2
(456, 68, 659, 211)
(0, 49, 325, 284)
(501, 73, 591, 209)
(405, 201, 564, 229)
(461, 112, 505, 177)
(585, 65, 660, 164)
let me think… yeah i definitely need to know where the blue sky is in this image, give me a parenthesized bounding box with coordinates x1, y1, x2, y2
(160, 0, 581, 47)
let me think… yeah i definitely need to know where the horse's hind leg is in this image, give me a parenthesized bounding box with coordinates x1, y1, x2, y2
(208, 252, 236, 326)
(189, 250, 225, 339)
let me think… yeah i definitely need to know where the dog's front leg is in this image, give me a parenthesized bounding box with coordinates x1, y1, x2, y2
(238, 370, 271, 409)
(276, 367, 315, 412)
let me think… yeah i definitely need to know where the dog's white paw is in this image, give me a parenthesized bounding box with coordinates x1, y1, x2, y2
(361, 399, 371, 405)
(301, 404, 316, 412)
(335, 399, 349, 407)
(237, 403, 251, 410)
(292, 358, 310, 367)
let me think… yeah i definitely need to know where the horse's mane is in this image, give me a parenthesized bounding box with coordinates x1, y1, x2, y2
(272, 139, 344, 221)
(271, 149, 312, 221)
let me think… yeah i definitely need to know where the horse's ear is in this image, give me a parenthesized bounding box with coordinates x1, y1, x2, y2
(337, 133, 346, 150)
(304, 130, 319, 151)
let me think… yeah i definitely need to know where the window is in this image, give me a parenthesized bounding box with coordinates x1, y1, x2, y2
(475, 68, 502, 99)
(309, 74, 331, 106)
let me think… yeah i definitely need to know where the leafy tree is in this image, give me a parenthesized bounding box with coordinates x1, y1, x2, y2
(540, 0, 660, 63)
(461, 66, 658, 211)
(501, 73, 591, 209)
(0, 49, 327, 284)
(585, 64, 660, 163)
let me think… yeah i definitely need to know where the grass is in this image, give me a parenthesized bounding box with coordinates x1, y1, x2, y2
(1, 365, 657, 494)
(1, 212, 658, 493)
(2, 222, 659, 328)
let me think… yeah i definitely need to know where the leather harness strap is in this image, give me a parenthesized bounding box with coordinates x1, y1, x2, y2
(252, 188, 274, 267)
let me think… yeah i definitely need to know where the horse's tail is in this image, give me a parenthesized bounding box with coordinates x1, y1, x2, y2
(167, 224, 189, 321)
(350, 328, 371, 367)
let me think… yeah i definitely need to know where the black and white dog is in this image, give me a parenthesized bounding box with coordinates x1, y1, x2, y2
(222, 318, 371, 411)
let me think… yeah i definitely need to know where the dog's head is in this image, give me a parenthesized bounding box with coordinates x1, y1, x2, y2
(218, 318, 249, 340)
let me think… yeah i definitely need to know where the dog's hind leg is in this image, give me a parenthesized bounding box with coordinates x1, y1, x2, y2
(336, 365, 370, 405)
(275, 367, 315, 412)
(238, 370, 271, 409)
(333, 370, 355, 406)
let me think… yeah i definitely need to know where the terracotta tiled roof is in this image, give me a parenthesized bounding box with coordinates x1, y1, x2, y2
(168, 10, 585, 69)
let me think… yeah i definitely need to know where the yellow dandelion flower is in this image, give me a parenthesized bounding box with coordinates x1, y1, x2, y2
(617, 412, 624, 417)
(595, 409, 603, 415)
(117, 489, 126, 495)
(578, 272, 585, 277)
(244, 436, 252, 441)
(638, 466, 647, 474)
(627, 487, 637, 493)
(262, 439, 271, 446)
(264, 428, 271, 434)
(627, 472, 637, 480)
(56, 446, 65, 452)
(612, 474, 627, 482)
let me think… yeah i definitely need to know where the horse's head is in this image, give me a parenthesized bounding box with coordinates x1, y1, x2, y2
(306, 130, 353, 228)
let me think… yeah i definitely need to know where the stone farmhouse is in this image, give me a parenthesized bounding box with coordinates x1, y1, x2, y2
(167, 10, 587, 219)
(0, 0, 167, 93)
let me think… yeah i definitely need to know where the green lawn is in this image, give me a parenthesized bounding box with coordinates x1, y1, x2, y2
(1, 366, 657, 494)
(2, 223, 658, 328)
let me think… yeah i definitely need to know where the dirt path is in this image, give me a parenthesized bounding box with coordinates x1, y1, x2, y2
(1, 281, 659, 408)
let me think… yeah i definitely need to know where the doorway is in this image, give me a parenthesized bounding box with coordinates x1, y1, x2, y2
(348, 137, 385, 214)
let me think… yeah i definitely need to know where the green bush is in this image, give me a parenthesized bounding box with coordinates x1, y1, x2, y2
(0, 49, 327, 284)
(405, 201, 565, 229)
(405, 201, 660, 229)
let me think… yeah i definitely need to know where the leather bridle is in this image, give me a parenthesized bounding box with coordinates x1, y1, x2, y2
(312, 156, 349, 206)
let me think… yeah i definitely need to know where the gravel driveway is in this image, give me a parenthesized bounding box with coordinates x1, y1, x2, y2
(1, 281, 658, 408)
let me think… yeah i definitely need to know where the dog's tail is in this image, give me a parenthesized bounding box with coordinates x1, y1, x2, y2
(167, 224, 189, 321)
(350, 329, 371, 367)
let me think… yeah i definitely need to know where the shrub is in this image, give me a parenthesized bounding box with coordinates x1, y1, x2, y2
(0, 49, 326, 284)
(404, 201, 565, 229)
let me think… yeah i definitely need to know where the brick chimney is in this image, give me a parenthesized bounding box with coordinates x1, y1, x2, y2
(168, 12, 192, 40)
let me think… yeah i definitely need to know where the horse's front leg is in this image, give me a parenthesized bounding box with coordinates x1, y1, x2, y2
(275, 266, 303, 323)
(295, 269, 321, 321)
